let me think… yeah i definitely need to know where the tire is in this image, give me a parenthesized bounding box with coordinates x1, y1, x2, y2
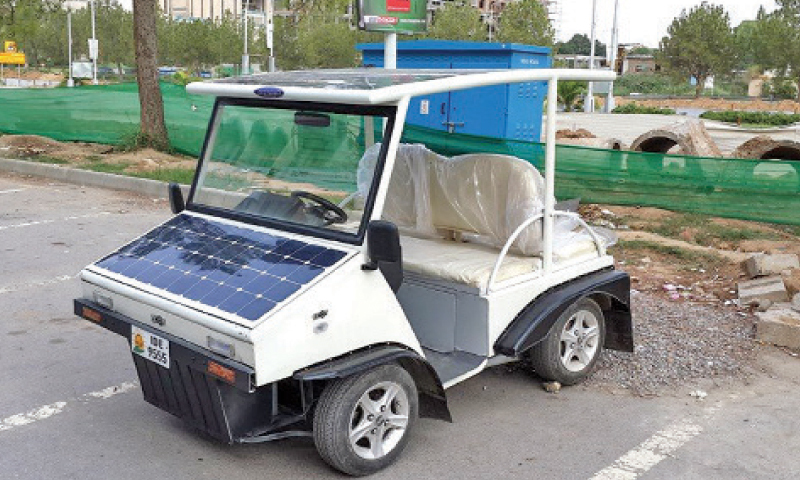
(313, 364, 418, 477)
(528, 298, 606, 386)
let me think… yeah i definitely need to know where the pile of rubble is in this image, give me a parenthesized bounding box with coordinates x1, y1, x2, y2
(738, 253, 800, 349)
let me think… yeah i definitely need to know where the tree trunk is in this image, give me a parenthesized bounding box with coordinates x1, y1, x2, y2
(797, 73, 800, 104)
(133, 0, 169, 151)
(695, 75, 704, 99)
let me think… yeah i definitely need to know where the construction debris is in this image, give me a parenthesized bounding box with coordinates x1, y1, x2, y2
(756, 307, 800, 350)
(557, 137, 625, 150)
(742, 253, 800, 279)
(738, 276, 790, 305)
(630, 119, 722, 157)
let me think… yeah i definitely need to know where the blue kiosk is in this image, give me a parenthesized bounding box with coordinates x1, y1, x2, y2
(357, 41, 552, 142)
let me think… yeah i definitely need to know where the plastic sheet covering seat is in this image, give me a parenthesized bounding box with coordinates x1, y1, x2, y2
(358, 143, 606, 289)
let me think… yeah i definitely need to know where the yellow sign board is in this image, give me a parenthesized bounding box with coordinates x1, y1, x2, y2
(0, 41, 26, 65)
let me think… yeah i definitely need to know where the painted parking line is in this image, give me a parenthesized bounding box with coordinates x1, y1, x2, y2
(0, 381, 138, 434)
(0, 188, 26, 195)
(590, 404, 721, 480)
(0, 212, 111, 232)
(0, 274, 76, 295)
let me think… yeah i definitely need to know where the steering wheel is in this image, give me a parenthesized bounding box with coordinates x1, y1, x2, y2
(291, 191, 348, 225)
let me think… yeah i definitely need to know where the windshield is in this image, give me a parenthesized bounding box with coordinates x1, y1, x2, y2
(191, 100, 392, 243)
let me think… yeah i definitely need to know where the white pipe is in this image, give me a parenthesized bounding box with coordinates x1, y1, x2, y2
(584, 0, 597, 113)
(543, 77, 558, 273)
(242, 0, 250, 75)
(384, 33, 397, 70)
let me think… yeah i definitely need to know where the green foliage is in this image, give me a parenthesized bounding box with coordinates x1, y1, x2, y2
(496, 0, 554, 46)
(612, 103, 676, 115)
(699, 110, 800, 126)
(754, 2, 800, 101)
(612, 73, 694, 96)
(555, 34, 606, 56)
(764, 77, 799, 100)
(426, 3, 485, 41)
(658, 2, 737, 98)
(557, 81, 586, 112)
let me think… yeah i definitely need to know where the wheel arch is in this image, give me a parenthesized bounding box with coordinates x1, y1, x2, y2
(293, 344, 452, 422)
(494, 269, 634, 358)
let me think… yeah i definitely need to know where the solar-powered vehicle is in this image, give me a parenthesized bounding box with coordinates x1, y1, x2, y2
(74, 68, 632, 476)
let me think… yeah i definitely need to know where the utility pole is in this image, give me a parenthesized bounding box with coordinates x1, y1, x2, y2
(584, 0, 597, 113)
(266, 0, 274, 72)
(67, 9, 74, 87)
(242, 0, 250, 75)
(606, 0, 619, 113)
(90, 0, 98, 85)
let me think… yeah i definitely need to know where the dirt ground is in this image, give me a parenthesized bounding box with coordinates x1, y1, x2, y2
(616, 96, 800, 114)
(0, 134, 196, 172)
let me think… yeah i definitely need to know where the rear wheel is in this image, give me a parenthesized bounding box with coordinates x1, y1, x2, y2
(313, 364, 418, 476)
(528, 298, 605, 386)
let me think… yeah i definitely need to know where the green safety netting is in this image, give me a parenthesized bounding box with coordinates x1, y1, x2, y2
(0, 83, 798, 225)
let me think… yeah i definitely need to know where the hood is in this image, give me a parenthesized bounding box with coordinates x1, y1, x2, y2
(89, 213, 350, 325)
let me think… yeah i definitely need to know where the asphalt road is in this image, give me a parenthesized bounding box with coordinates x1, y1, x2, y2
(1, 171, 800, 479)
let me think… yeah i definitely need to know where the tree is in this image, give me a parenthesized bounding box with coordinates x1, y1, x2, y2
(556, 34, 606, 57)
(426, 3, 484, 41)
(496, 0, 554, 47)
(658, 2, 736, 98)
(558, 81, 586, 112)
(133, 0, 169, 150)
(754, 0, 800, 102)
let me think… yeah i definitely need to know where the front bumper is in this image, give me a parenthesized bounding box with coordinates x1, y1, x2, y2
(74, 299, 280, 444)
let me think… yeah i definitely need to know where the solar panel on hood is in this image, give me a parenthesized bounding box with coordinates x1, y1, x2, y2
(94, 214, 348, 321)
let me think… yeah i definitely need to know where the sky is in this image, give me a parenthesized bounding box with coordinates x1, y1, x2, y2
(558, 0, 777, 48)
(114, 0, 774, 48)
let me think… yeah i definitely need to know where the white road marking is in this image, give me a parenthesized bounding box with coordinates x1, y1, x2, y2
(0, 211, 111, 232)
(0, 274, 76, 295)
(0, 381, 139, 435)
(0, 188, 25, 194)
(590, 405, 721, 480)
(0, 402, 68, 433)
(84, 381, 139, 400)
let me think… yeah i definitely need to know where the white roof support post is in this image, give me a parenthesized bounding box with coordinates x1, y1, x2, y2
(366, 95, 410, 252)
(542, 76, 558, 274)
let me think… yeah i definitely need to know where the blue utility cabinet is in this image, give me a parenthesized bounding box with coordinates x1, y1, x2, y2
(357, 41, 552, 141)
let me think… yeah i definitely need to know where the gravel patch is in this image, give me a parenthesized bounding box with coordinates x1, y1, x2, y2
(585, 291, 757, 396)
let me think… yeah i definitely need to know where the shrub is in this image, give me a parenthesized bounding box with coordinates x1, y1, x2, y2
(612, 103, 676, 115)
(699, 110, 800, 126)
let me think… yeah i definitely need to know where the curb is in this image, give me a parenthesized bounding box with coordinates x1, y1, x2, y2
(0, 157, 180, 198)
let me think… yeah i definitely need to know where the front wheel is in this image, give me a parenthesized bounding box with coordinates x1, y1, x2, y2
(313, 364, 418, 476)
(528, 298, 606, 386)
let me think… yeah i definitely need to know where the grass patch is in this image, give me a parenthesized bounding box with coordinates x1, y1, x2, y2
(612, 240, 726, 268)
(612, 103, 676, 115)
(700, 110, 800, 127)
(630, 213, 782, 246)
(79, 160, 131, 174)
(128, 168, 196, 185)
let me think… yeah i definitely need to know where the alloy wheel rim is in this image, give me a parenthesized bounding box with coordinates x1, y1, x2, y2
(348, 381, 410, 460)
(559, 309, 600, 373)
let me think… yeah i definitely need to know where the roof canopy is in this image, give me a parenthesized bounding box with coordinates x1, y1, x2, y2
(186, 68, 616, 105)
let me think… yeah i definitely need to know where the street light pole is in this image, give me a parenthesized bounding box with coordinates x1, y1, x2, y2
(90, 0, 98, 85)
(67, 9, 74, 87)
(606, 0, 620, 113)
(242, 0, 250, 75)
(266, 0, 274, 72)
(584, 0, 597, 113)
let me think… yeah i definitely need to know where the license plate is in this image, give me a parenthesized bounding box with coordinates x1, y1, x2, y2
(131, 326, 170, 369)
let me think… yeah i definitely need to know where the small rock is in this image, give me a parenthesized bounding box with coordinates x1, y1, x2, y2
(756, 299, 774, 312)
(543, 381, 561, 394)
(689, 390, 708, 400)
(640, 257, 652, 264)
(793, 293, 800, 313)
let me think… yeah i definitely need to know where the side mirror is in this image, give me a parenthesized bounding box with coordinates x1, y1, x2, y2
(364, 221, 403, 292)
(169, 183, 185, 214)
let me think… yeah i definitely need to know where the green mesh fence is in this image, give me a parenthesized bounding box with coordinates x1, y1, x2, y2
(0, 83, 798, 225)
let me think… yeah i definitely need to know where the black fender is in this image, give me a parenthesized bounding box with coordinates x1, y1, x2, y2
(293, 345, 452, 422)
(494, 269, 634, 358)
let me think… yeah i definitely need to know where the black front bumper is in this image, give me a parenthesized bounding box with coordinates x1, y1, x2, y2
(74, 299, 280, 444)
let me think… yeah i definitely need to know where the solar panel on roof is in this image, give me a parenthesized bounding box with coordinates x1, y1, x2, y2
(94, 214, 349, 322)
